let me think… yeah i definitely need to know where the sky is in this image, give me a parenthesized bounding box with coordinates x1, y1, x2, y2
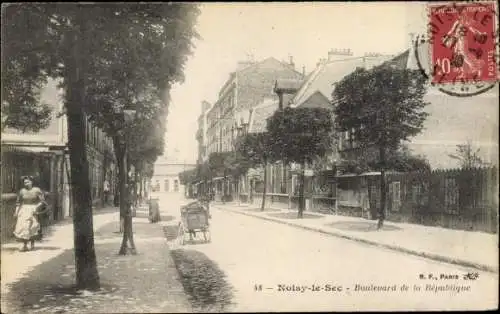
(164, 2, 428, 163)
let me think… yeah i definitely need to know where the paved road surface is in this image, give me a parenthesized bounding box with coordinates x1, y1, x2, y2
(158, 195, 498, 312)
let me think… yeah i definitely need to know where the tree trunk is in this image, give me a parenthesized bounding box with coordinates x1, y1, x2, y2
(236, 176, 241, 206)
(378, 147, 387, 230)
(66, 9, 100, 290)
(249, 178, 254, 204)
(118, 145, 137, 255)
(261, 160, 268, 211)
(133, 170, 139, 208)
(298, 160, 306, 218)
(139, 173, 143, 201)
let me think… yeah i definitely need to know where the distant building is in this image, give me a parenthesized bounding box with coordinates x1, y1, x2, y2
(195, 100, 212, 164)
(206, 57, 304, 156)
(150, 156, 196, 195)
(203, 56, 304, 201)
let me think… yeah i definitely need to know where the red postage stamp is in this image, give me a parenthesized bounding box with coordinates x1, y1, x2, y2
(428, 1, 498, 85)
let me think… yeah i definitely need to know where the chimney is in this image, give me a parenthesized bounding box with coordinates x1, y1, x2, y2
(289, 55, 295, 69)
(302, 65, 306, 76)
(327, 48, 353, 62)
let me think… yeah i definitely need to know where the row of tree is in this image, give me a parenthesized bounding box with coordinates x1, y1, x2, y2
(181, 63, 432, 228)
(2, 3, 200, 290)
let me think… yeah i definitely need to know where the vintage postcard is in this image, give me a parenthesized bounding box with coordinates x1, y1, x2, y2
(1, 1, 498, 313)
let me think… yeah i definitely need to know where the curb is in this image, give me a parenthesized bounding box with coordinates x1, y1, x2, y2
(216, 206, 498, 274)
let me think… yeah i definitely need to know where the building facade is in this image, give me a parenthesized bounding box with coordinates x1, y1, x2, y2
(1, 78, 117, 224)
(150, 156, 196, 196)
(205, 57, 304, 157)
(195, 100, 212, 164)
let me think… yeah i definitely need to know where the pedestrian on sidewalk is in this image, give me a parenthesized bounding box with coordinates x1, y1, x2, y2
(103, 179, 110, 206)
(13, 176, 46, 252)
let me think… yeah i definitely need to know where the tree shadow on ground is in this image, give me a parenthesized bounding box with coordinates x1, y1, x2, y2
(170, 249, 235, 313)
(134, 212, 175, 222)
(94, 220, 171, 240)
(245, 208, 281, 213)
(267, 212, 323, 219)
(3, 246, 120, 314)
(326, 221, 402, 232)
(4, 241, 192, 313)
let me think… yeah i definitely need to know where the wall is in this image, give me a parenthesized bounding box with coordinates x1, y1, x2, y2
(236, 58, 303, 112)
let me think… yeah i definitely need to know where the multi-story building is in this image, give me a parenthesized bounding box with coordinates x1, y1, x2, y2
(195, 101, 212, 164)
(1, 77, 117, 237)
(204, 57, 304, 200)
(206, 57, 304, 156)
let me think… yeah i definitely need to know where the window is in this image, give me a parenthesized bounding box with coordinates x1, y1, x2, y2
(164, 179, 170, 192)
(174, 180, 179, 192)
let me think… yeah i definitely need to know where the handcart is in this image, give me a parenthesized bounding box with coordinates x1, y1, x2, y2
(177, 201, 211, 245)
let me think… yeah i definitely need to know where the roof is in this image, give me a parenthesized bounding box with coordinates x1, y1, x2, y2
(299, 90, 331, 109)
(384, 49, 410, 69)
(290, 55, 394, 108)
(247, 98, 279, 133)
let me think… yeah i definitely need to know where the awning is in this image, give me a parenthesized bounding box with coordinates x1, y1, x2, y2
(211, 177, 224, 182)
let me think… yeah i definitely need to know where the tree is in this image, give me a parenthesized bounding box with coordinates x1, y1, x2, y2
(449, 140, 488, 169)
(206, 151, 247, 201)
(343, 145, 432, 174)
(333, 65, 429, 229)
(267, 107, 334, 217)
(2, 3, 199, 289)
(179, 168, 198, 185)
(68, 4, 198, 256)
(236, 133, 273, 210)
(1, 5, 55, 133)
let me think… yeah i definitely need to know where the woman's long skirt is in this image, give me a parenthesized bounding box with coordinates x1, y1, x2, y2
(13, 204, 40, 241)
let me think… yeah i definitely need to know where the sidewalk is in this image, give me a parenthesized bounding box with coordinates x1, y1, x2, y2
(1, 206, 193, 313)
(213, 202, 499, 274)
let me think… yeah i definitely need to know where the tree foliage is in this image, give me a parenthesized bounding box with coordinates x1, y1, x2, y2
(1, 5, 56, 132)
(2, 3, 200, 288)
(207, 151, 249, 179)
(333, 64, 429, 228)
(267, 107, 334, 165)
(448, 140, 489, 169)
(236, 132, 274, 166)
(333, 66, 429, 152)
(340, 146, 432, 174)
(267, 107, 334, 217)
(179, 168, 198, 185)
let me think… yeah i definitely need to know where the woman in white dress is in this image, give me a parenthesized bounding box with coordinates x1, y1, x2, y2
(13, 176, 46, 251)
